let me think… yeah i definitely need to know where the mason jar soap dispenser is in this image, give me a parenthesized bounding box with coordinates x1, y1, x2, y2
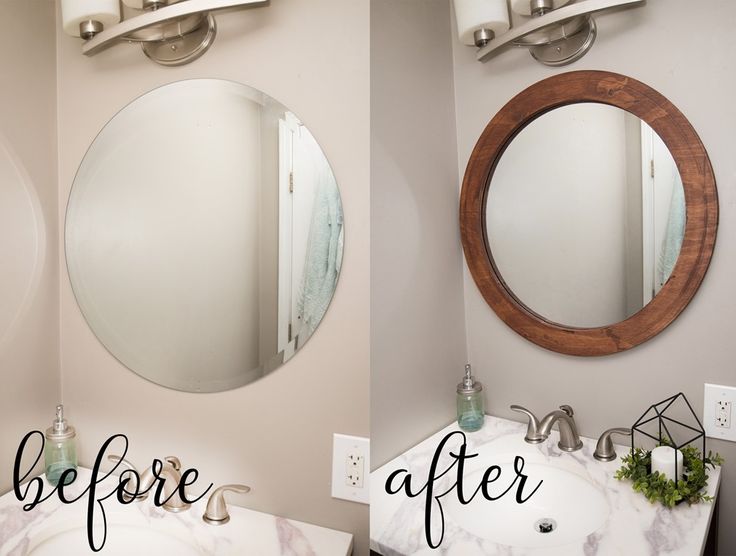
(45, 404, 77, 486)
(457, 364, 484, 432)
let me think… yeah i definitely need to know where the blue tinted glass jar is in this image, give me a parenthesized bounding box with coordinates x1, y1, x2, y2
(44, 405, 77, 487)
(457, 364, 484, 432)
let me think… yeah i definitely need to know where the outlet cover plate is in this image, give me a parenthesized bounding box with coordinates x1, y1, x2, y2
(704, 383, 736, 442)
(331, 434, 369, 504)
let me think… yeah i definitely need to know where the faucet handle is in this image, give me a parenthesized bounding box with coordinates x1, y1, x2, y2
(107, 455, 140, 502)
(203, 484, 251, 525)
(510, 405, 544, 443)
(593, 427, 632, 462)
(164, 456, 182, 471)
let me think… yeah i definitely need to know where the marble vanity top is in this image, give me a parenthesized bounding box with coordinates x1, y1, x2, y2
(370, 416, 721, 556)
(0, 467, 353, 555)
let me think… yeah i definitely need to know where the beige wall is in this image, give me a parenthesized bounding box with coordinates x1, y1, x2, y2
(452, 0, 736, 552)
(0, 1, 59, 492)
(56, 0, 369, 552)
(371, 0, 467, 467)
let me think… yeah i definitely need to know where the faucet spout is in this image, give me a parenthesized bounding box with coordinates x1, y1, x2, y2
(107, 455, 190, 512)
(538, 405, 583, 452)
(139, 456, 190, 512)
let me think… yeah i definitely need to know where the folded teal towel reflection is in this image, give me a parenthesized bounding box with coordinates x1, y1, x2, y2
(658, 179, 685, 286)
(298, 167, 343, 338)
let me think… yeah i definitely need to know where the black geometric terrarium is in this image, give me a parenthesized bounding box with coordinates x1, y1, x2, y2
(631, 392, 706, 479)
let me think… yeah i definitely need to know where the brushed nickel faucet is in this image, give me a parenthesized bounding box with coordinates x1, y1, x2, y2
(593, 427, 631, 461)
(510, 404, 583, 452)
(203, 484, 251, 525)
(108, 455, 191, 512)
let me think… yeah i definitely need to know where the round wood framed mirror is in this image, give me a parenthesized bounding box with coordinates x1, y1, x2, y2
(460, 70, 718, 356)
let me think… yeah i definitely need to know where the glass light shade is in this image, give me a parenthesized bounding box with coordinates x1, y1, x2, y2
(453, 0, 510, 46)
(510, 0, 571, 16)
(61, 0, 121, 37)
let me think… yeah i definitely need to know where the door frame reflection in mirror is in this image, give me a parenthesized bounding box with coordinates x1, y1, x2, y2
(460, 70, 718, 356)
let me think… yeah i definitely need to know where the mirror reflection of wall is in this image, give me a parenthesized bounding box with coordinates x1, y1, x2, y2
(486, 103, 684, 328)
(65, 79, 343, 393)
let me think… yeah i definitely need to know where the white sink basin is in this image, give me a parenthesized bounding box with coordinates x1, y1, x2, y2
(29, 525, 204, 556)
(0, 468, 352, 556)
(371, 417, 721, 556)
(445, 461, 609, 548)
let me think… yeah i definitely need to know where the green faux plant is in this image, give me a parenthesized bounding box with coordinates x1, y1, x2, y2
(615, 444, 723, 507)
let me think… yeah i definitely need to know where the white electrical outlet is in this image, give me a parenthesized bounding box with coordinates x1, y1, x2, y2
(716, 400, 731, 428)
(704, 383, 736, 442)
(346, 451, 364, 488)
(331, 434, 369, 504)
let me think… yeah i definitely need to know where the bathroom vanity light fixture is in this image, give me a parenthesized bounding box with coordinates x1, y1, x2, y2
(453, 0, 644, 66)
(60, 0, 268, 66)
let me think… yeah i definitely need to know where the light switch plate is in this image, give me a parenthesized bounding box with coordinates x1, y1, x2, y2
(331, 434, 369, 504)
(704, 383, 736, 442)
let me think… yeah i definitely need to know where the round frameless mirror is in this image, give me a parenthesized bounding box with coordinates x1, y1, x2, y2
(460, 71, 717, 356)
(486, 103, 685, 328)
(65, 79, 344, 391)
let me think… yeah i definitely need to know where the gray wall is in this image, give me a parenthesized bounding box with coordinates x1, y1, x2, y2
(56, 0, 369, 552)
(371, 0, 467, 467)
(486, 104, 632, 327)
(452, 0, 736, 552)
(0, 1, 59, 492)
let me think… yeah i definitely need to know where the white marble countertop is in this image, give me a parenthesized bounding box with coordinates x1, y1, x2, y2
(0, 467, 353, 555)
(370, 416, 721, 556)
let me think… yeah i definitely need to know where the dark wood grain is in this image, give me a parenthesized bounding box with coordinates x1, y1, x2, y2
(459, 70, 718, 356)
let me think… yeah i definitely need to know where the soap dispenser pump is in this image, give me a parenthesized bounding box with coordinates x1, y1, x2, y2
(44, 404, 77, 486)
(457, 364, 484, 432)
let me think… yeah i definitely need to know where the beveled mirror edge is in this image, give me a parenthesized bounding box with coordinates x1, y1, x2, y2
(64, 78, 345, 392)
(459, 70, 718, 356)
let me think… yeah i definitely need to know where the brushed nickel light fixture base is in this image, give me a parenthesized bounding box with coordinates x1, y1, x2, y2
(140, 13, 217, 66)
(472, 0, 643, 66)
(528, 16, 596, 67)
(72, 0, 267, 66)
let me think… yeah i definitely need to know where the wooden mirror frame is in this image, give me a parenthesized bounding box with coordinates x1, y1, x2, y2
(460, 70, 718, 356)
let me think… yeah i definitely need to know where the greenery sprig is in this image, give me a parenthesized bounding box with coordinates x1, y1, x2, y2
(615, 444, 723, 507)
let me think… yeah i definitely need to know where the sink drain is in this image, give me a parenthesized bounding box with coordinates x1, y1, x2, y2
(534, 518, 557, 534)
